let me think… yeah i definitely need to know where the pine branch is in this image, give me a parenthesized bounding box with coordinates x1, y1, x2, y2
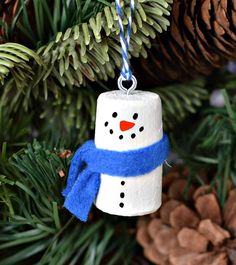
(2, 0, 114, 47)
(0, 42, 43, 85)
(39, 85, 98, 147)
(0, 0, 172, 115)
(0, 141, 136, 265)
(37, 0, 172, 87)
(151, 79, 209, 129)
(0, 104, 32, 151)
(172, 87, 236, 206)
(0, 75, 98, 147)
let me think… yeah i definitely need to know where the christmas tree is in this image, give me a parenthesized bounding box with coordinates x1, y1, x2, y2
(0, 0, 236, 264)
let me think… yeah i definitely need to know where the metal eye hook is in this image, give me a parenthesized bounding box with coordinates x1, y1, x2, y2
(118, 75, 137, 95)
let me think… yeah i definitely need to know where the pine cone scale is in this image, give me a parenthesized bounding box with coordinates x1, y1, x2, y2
(201, 0, 211, 30)
(144, 244, 169, 265)
(160, 200, 182, 224)
(224, 190, 236, 230)
(148, 219, 163, 239)
(177, 227, 208, 253)
(170, 204, 200, 230)
(195, 194, 222, 224)
(191, 252, 228, 265)
(231, 11, 236, 27)
(154, 227, 179, 255)
(169, 247, 198, 265)
(198, 219, 230, 247)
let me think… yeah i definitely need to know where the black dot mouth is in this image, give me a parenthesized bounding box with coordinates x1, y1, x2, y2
(105, 123, 144, 138)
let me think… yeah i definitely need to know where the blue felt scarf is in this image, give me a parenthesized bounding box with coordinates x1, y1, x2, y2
(62, 134, 169, 222)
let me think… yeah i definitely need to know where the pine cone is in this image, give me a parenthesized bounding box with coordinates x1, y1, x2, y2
(136, 169, 236, 265)
(134, 0, 236, 86)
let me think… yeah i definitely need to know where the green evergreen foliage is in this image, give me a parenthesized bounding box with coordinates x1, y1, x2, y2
(39, 85, 98, 146)
(0, 105, 32, 150)
(3, 0, 113, 47)
(152, 79, 209, 129)
(172, 72, 236, 206)
(0, 75, 209, 149)
(1, 0, 236, 264)
(1, 0, 172, 91)
(0, 0, 175, 141)
(38, 0, 172, 85)
(0, 141, 135, 265)
(0, 43, 42, 85)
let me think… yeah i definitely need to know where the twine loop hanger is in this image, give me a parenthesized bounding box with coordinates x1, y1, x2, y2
(115, 0, 137, 95)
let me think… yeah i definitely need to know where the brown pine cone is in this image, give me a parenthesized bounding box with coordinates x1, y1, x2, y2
(134, 0, 236, 86)
(136, 169, 236, 265)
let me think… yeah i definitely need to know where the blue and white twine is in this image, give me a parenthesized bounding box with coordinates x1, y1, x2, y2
(115, 0, 135, 81)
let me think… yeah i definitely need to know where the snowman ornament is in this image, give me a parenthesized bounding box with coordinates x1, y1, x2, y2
(94, 90, 164, 216)
(62, 86, 169, 221)
(62, 0, 169, 221)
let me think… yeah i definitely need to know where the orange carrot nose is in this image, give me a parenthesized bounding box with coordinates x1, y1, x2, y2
(120, 121, 135, 131)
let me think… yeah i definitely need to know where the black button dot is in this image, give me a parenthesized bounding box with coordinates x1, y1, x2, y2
(120, 192, 125, 198)
(131, 133, 136, 139)
(112, 112, 118, 118)
(104, 121, 108, 127)
(121, 181, 125, 185)
(133, 113, 138, 120)
(110, 129, 113, 134)
(119, 135, 123, 140)
(139, 126, 144, 132)
(119, 203, 124, 208)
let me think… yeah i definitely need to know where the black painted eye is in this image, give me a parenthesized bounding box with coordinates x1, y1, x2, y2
(131, 133, 136, 139)
(119, 135, 123, 140)
(112, 112, 118, 118)
(139, 126, 144, 132)
(133, 113, 138, 120)
(104, 121, 108, 127)
(110, 129, 113, 134)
